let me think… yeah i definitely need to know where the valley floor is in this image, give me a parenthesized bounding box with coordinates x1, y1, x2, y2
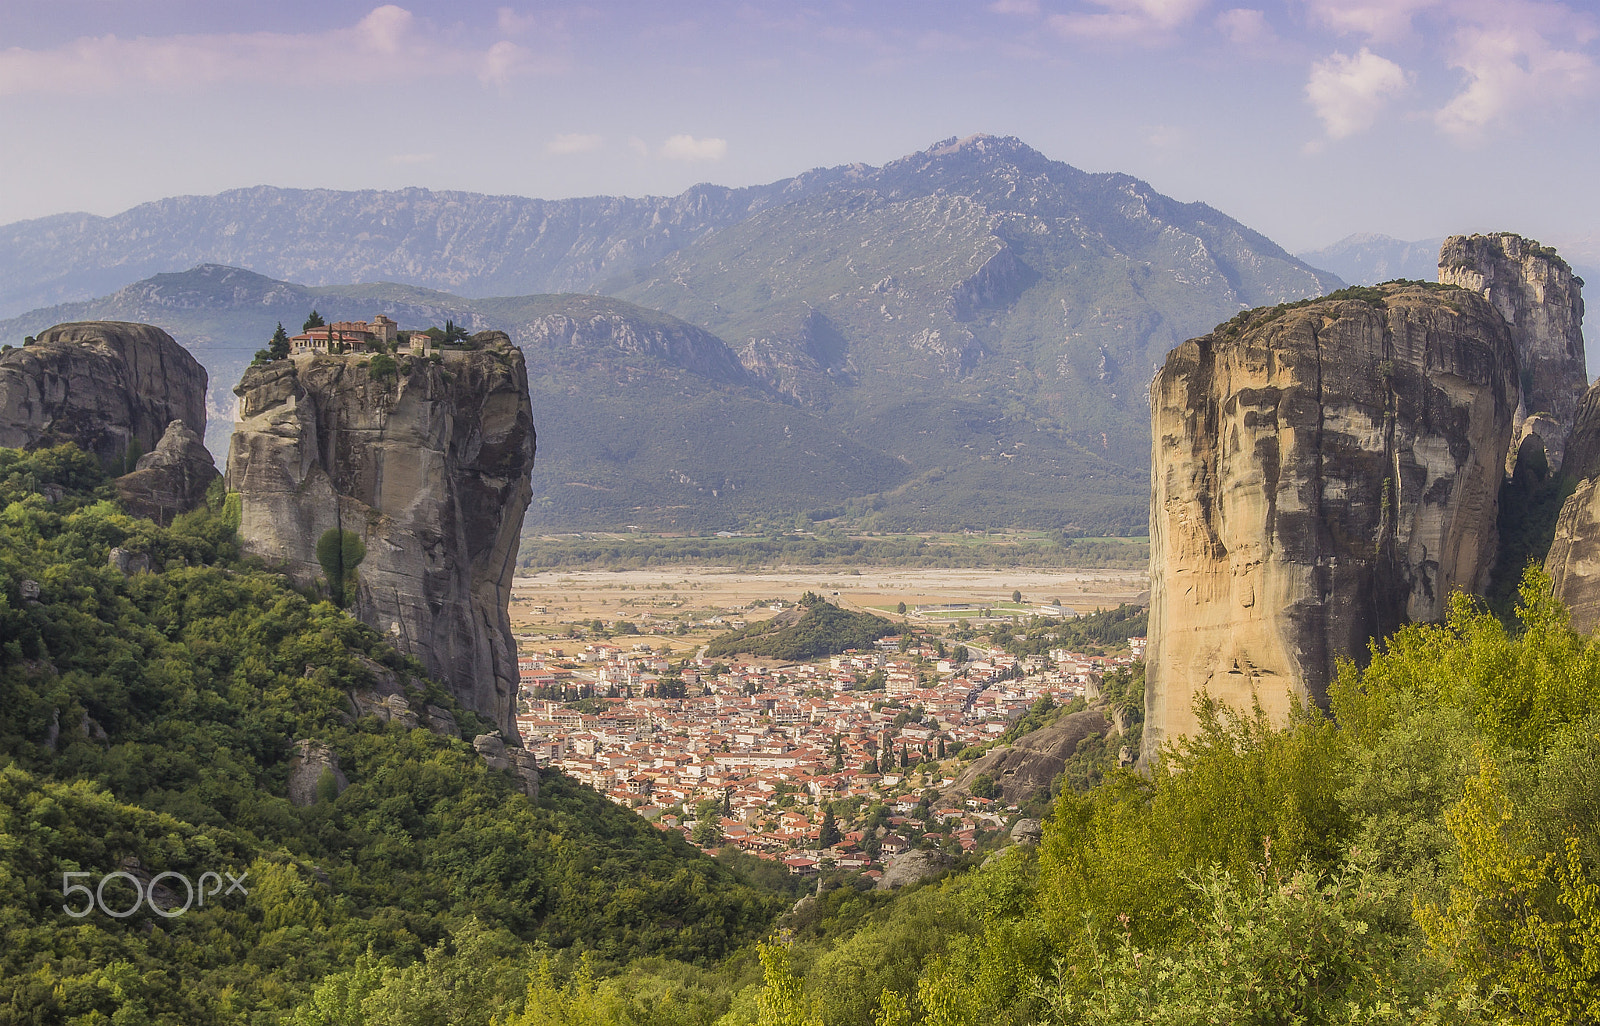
(510, 567, 1148, 638)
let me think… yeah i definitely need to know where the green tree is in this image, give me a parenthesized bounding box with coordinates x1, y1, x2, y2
(819, 808, 841, 848)
(367, 353, 397, 383)
(897, 602, 907, 615)
(303, 310, 326, 332)
(269, 322, 291, 360)
(1012, 589, 1022, 604)
(315, 527, 366, 607)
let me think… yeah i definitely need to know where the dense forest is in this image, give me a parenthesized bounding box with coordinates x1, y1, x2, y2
(0, 447, 778, 1024)
(3, 442, 1599, 1024)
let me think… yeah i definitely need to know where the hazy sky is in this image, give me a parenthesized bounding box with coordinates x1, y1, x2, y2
(2, 0, 1597, 257)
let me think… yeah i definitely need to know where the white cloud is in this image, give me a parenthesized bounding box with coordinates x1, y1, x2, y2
(989, 0, 1041, 15)
(660, 135, 728, 161)
(1305, 47, 1409, 139)
(1215, 8, 1274, 47)
(627, 136, 650, 157)
(0, 5, 546, 97)
(1303, 0, 1440, 42)
(547, 133, 604, 155)
(1436, 19, 1596, 141)
(480, 39, 529, 87)
(1048, 0, 1209, 42)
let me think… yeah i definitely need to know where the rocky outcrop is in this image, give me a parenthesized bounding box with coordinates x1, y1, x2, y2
(113, 420, 219, 523)
(1009, 818, 1043, 846)
(1146, 284, 1519, 758)
(1439, 233, 1587, 473)
(473, 733, 540, 799)
(948, 708, 1108, 804)
(0, 321, 207, 465)
(287, 740, 349, 807)
(225, 334, 535, 736)
(876, 848, 953, 890)
(947, 244, 1031, 322)
(1545, 381, 1600, 632)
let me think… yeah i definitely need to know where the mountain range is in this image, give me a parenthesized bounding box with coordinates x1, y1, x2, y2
(0, 135, 1346, 534)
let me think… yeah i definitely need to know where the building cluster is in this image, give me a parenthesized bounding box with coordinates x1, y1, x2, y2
(513, 633, 1143, 875)
(289, 314, 439, 356)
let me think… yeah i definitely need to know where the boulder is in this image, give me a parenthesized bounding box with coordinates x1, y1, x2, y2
(1009, 818, 1042, 846)
(114, 419, 218, 523)
(1145, 284, 1519, 758)
(949, 708, 1107, 805)
(425, 705, 459, 738)
(107, 547, 151, 575)
(876, 848, 953, 890)
(473, 733, 511, 772)
(0, 321, 207, 467)
(507, 749, 541, 800)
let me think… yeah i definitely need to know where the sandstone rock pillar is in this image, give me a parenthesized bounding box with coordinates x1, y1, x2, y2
(1144, 285, 1518, 760)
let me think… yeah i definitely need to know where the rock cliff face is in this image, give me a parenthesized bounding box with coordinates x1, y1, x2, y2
(225, 334, 535, 735)
(1544, 381, 1600, 631)
(0, 321, 208, 465)
(1145, 285, 1518, 758)
(1439, 233, 1587, 473)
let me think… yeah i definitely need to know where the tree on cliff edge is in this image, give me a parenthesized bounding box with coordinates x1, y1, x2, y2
(269, 323, 291, 361)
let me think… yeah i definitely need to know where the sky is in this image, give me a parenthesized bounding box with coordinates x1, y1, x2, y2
(1, 0, 1597, 258)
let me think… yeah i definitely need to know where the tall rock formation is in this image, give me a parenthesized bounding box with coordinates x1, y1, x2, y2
(225, 334, 535, 735)
(0, 321, 208, 465)
(1544, 381, 1600, 631)
(1145, 284, 1518, 759)
(1439, 233, 1587, 473)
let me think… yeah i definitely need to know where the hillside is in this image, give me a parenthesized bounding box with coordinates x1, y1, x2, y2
(705, 596, 897, 661)
(0, 173, 866, 318)
(0, 136, 1346, 533)
(0, 268, 909, 533)
(0, 446, 779, 1020)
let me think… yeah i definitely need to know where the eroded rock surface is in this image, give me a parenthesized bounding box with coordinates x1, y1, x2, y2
(1439, 233, 1587, 473)
(1145, 284, 1518, 758)
(0, 321, 207, 465)
(225, 334, 535, 735)
(876, 848, 953, 890)
(1545, 380, 1600, 632)
(114, 420, 219, 523)
(948, 708, 1108, 804)
(287, 740, 349, 807)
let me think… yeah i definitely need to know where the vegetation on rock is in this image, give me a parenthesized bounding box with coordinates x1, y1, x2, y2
(705, 594, 897, 661)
